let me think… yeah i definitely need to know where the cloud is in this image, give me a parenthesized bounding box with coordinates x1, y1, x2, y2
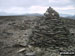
(49, 0, 70, 3)
(0, 6, 48, 14)
(52, 5, 75, 15)
(0, 7, 26, 14)
(49, 0, 71, 7)
(53, 5, 75, 10)
(0, 0, 75, 15)
(0, 5, 75, 15)
(28, 6, 48, 14)
(0, 0, 49, 8)
(70, 0, 75, 6)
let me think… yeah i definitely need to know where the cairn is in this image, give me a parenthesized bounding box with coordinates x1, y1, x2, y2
(29, 7, 74, 48)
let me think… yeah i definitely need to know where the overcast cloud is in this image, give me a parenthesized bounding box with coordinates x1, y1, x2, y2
(0, 0, 75, 15)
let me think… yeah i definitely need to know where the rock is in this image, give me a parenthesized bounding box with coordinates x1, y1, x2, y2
(17, 48, 26, 53)
(29, 7, 74, 48)
(25, 52, 36, 56)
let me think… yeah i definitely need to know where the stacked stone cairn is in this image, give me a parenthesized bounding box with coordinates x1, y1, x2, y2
(29, 7, 74, 48)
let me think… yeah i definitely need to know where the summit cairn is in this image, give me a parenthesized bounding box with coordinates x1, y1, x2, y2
(29, 7, 74, 48)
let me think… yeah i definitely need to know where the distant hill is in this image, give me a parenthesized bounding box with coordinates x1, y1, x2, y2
(25, 13, 43, 16)
(0, 12, 43, 16)
(68, 15, 75, 19)
(60, 14, 75, 19)
(0, 12, 8, 16)
(60, 14, 73, 17)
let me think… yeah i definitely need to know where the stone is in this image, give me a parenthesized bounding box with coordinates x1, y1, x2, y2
(17, 48, 26, 53)
(25, 52, 36, 56)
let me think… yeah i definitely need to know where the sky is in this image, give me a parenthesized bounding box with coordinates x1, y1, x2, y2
(0, 0, 75, 15)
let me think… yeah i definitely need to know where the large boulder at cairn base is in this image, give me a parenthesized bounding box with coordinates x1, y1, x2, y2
(29, 7, 74, 48)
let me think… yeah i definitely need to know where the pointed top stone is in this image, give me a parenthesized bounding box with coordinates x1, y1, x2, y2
(28, 7, 74, 49)
(44, 7, 59, 19)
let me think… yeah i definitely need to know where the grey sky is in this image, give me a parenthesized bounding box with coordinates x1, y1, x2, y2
(0, 0, 75, 15)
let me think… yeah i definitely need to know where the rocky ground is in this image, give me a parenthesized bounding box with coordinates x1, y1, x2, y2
(0, 7, 75, 56)
(0, 16, 40, 56)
